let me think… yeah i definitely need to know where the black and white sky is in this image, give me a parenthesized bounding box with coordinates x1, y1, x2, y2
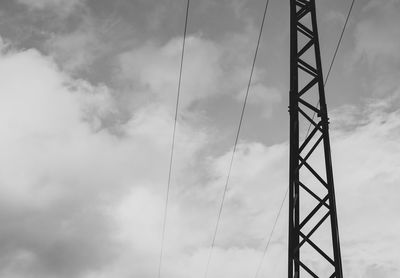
(0, 0, 399, 277)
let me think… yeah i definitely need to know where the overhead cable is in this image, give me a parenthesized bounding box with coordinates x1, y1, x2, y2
(305, 0, 356, 138)
(203, 1, 271, 277)
(158, 1, 190, 277)
(254, 188, 288, 278)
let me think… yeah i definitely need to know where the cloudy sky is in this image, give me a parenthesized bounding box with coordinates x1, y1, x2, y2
(0, 0, 399, 277)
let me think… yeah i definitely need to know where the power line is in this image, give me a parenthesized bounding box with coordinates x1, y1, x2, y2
(203, 1, 271, 277)
(255, 0, 357, 275)
(305, 0, 356, 138)
(254, 188, 287, 278)
(324, 0, 356, 87)
(158, 1, 190, 278)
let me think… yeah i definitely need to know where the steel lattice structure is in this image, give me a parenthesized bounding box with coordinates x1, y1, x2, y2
(288, 0, 343, 277)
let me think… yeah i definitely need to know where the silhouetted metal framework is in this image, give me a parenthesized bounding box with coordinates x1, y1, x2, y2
(288, 0, 343, 277)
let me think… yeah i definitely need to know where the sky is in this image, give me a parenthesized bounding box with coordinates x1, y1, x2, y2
(0, 0, 399, 277)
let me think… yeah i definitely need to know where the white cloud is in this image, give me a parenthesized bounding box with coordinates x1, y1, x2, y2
(355, 13, 400, 63)
(328, 102, 400, 277)
(91, 97, 400, 277)
(353, 0, 400, 67)
(236, 84, 282, 118)
(350, 0, 400, 96)
(117, 33, 282, 120)
(0, 5, 399, 275)
(47, 28, 99, 72)
(0, 42, 209, 277)
(46, 14, 125, 72)
(118, 36, 224, 110)
(323, 10, 346, 25)
(16, 0, 85, 15)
